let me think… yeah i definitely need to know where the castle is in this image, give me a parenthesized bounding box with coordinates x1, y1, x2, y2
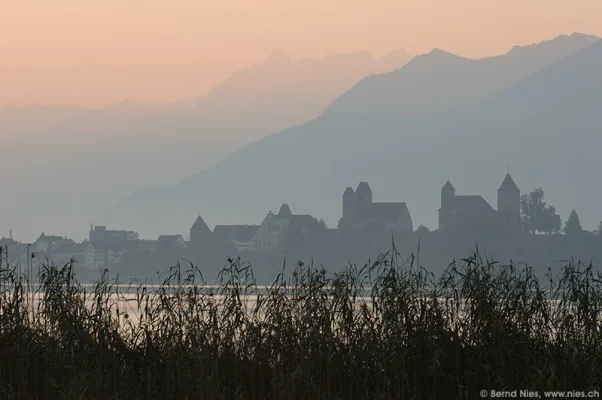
(439, 173, 521, 233)
(338, 182, 413, 233)
(184, 175, 521, 256)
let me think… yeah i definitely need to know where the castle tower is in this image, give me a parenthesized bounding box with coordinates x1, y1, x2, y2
(355, 182, 373, 212)
(440, 180, 455, 210)
(438, 180, 456, 231)
(342, 187, 357, 220)
(497, 173, 521, 230)
(190, 215, 211, 244)
(277, 203, 293, 218)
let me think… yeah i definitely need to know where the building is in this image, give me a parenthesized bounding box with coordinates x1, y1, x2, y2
(438, 173, 521, 233)
(33, 233, 66, 254)
(189, 215, 212, 245)
(137, 240, 157, 253)
(0, 237, 22, 257)
(213, 225, 260, 252)
(84, 241, 138, 269)
(157, 235, 187, 252)
(251, 204, 323, 254)
(84, 225, 140, 268)
(337, 182, 413, 233)
(89, 225, 139, 242)
(497, 173, 521, 230)
(52, 242, 86, 265)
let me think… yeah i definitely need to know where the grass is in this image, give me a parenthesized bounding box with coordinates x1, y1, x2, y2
(1, 245, 601, 399)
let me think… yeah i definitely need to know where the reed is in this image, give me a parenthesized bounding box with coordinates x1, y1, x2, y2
(0, 245, 600, 399)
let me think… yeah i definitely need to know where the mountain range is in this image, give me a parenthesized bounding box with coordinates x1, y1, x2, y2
(0, 49, 413, 241)
(100, 33, 602, 239)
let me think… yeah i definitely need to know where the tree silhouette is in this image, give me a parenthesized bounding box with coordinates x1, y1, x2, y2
(541, 210, 562, 235)
(564, 209, 583, 235)
(596, 221, 602, 236)
(520, 188, 561, 234)
(415, 225, 430, 235)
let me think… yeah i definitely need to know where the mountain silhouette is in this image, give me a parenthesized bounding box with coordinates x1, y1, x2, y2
(324, 33, 599, 115)
(100, 34, 602, 239)
(194, 49, 412, 125)
(0, 49, 413, 241)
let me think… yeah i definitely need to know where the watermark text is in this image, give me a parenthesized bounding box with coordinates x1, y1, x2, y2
(480, 389, 600, 398)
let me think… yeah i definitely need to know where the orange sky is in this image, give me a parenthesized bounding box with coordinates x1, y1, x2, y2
(1, 0, 601, 108)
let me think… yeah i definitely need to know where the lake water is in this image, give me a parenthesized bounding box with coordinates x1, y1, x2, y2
(8, 284, 573, 334)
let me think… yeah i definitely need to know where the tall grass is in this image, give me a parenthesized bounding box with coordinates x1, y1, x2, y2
(1, 245, 601, 399)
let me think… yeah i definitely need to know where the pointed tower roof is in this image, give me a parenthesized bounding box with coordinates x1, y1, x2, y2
(356, 181, 372, 194)
(278, 203, 293, 217)
(498, 173, 519, 192)
(442, 180, 455, 191)
(190, 215, 210, 232)
(343, 187, 355, 196)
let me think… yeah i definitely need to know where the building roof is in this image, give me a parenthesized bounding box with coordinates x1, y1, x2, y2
(451, 195, 495, 213)
(190, 215, 210, 232)
(0, 237, 18, 246)
(343, 187, 355, 196)
(277, 204, 293, 217)
(157, 235, 186, 249)
(229, 225, 260, 242)
(36, 233, 64, 243)
(158, 235, 184, 242)
(356, 181, 372, 195)
(213, 225, 234, 241)
(213, 225, 260, 243)
(288, 215, 323, 232)
(442, 180, 455, 191)
(358, 202, 411, 222)
(56, 238, 76, 245)
(498, 173, 520, 192)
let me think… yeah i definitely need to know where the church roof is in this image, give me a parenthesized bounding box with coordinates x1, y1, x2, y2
(451, 195, 495, 213)
(498, 173, 519, 192)
(214, 225, 260, 243)
(190, 215, 210, 232)
(278, 204, 293, 217)
(358, 202, 411, 222)
(442, 180, 455, 191)
(356, 181, 372, 194)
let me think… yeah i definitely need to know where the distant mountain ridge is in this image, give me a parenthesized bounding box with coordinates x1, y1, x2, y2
(100, 33, 602, 240)
(0, 48, 413, 241)
(194, 49, 412, 118)
(324, 33, 599, 115)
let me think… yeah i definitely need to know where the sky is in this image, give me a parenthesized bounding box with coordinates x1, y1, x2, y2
(1, 0, 601, 109)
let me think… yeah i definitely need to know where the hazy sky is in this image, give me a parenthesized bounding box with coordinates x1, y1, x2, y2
(1, 0, 601, 108)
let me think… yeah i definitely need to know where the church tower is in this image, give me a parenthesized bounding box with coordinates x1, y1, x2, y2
(342, 187, 357, 221)
(438, 180, 455, 231)
(497, 173, 521, 231)
(355, 182, 373, 212)
(440, 180, 455, 210)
